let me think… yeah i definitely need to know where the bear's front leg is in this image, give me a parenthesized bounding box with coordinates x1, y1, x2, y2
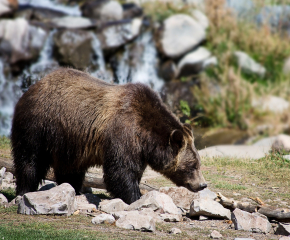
(103, 166, 142, 204)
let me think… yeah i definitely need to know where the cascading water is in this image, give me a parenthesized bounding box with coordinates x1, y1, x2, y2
(0, 60, 22, 136)
(116, 31, 164, 92)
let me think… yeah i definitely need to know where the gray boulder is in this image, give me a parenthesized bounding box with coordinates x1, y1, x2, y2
(210, 230, 223, 239)
(18, 183, 77, 216)
(0, 18, 47, 64)
(234, 51, 266, 77)
(177, 47, 212, 77)
(0, 0, 18, 16)
(99, 198, 128, 213)
(231, 208, 271, 233)
(53, 29, 93, 69)
(97, 18, 142, 50)
(252, 96, 289, 114)
(91, 213, 115, 224)
(115, 210, 156, 232)
(158, 14, 206, 58)
(75, 194, 101, 214)
(190, 199, 231, 220)
(50, 16, 95, 29)
(0, 193, 8, 205)
(126, 191, 179, 215)
(81, 0, 123, 22)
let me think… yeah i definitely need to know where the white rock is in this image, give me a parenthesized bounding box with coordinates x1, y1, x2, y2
(18, 183, 77, 216)
(198, 145, 271, 159)
(0, 167, 6, 180)
(191, 9, 209, 29)
(252, 96, 289, 114)
(177, 47, 212, 77)
(115, 210, 156, 232)
(283, 155, 290, 161)
(0, 18, 47, 63)
(50, 16, 94, 29)
(91, 213, 115, 224)
(0, 193, 8, 205)
(234, 51, 266, 77)
(190, 199, 231, 220)
(100, 1, 123, 21)
(232, 208, 271, 233)
(272, 134, 290, 152)
(279, 237, 290, 240)
(170, 227, 181, 234)
(3, 172, 13, 183)
(126, 191, 179, 215)
(99, 198, 128, 213)
(210, 230, 223, 239)
(0, 0, 18, 16)
(159, 14, 206, 58)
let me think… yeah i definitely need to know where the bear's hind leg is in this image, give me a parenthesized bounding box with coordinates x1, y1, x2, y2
(14, 150, 52, 196)
(54, 170, 86, 195)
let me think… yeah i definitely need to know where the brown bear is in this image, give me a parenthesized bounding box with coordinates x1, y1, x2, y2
(11, 68, 207, 204)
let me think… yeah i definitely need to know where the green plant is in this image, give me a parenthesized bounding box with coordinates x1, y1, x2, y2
(179, 100, 191, 117)
(0, 136, 10, 149)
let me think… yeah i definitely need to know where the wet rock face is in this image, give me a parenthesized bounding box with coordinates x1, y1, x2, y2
(53, 29, 93, 69)
(0, 18, 47, 64)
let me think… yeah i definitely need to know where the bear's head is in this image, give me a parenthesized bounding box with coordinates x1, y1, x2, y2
(164, 123, 207, 192)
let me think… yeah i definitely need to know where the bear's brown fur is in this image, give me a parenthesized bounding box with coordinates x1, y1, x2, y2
(11, 68, 206, 204)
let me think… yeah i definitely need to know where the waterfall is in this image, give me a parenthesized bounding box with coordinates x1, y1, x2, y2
(90, 33, 113, 83)
(0, 60, 22, 136)
(116, 31, 164, 91)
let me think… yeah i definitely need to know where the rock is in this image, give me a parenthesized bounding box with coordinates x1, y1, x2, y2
(210, 230, 223, 239)
(252, 96, 289, 114)
(177, 47, 212, 77)
(91, 213, 115, 224)
(99, 198, 128, 213)
(275, 222, 290, 236)
(50, 16, 94, 29)
(75, 194, 101, 214)
(16, 6, 67, 21)
(53, 29, 93, 69)
(0, 193, 8, 205)
(115, 210, 156, 232)
(126, 191, 179, 215)
(0, 18, 47, 64)
(231, 208, 271, 233)
(159, 186, 198, 210)
(112, 208, 159, 222)
(159, 60, 177, 81)
(3, 172, 13, 182)
(272, 134, 290, 152)
(159, 213, 182, 222)
(234, 51, 266, 77)
(158, 14, 206, 58)
(199, 215, 208, 220)
(0, 0, 18, 16)
(160, 81, 197, 114)
(169, 228, 181, 234)
(191, 9, 209, 30)
(159, 187, 216, 210)
(9, 195, 22, 205)
(97, 18, 142, 50)
(198, 145, 271, 159)
(18, 183, 77, 216)
(283, 155, 290, 161)
(122, 3, 143, 19)
(234, 238, 255, 240)
(190, 199, 231, 220)
(0, 167, 6, 182)
(279, 237, 290, 240)
(81, 0, 123, 21)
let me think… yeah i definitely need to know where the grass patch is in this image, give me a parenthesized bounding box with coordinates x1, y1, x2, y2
(0, 135, 10, 150)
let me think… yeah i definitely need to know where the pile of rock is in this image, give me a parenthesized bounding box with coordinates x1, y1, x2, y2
(0, 180, 287, 238)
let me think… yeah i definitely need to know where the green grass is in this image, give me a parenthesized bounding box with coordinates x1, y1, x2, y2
(0, 135, 10, 150)
(0, 187, 16, 202)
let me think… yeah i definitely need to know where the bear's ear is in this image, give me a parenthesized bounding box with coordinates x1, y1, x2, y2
(170, 129, 184, 148)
